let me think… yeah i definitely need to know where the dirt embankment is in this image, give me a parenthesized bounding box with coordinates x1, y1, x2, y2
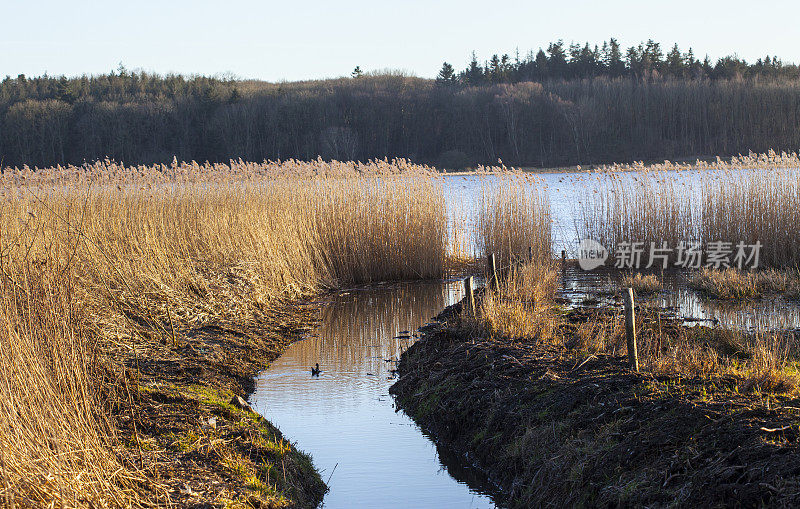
(111, 303, 327, 508)
(391, 304, 800, 508)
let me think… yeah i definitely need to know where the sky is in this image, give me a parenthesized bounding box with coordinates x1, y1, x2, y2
(2, 0, 800, 82)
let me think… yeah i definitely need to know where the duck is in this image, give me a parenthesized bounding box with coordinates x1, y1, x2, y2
(311, 363, 321, 376)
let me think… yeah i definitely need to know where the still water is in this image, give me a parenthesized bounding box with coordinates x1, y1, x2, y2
(250, 281, 497, 508)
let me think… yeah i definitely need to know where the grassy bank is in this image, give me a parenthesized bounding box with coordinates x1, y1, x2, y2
(391, 263, 800, 507)
(0, 159, 450, 506)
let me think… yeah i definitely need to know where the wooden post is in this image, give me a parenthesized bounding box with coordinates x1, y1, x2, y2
(528, 246, 533, 263)
(624, 288, 639, 372)
(487, 253, 499, 293)
(463, 276, 475, 316)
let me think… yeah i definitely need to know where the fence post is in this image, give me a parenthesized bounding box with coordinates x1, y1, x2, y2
(487, 253, 499, 293)
(624, 288, 639, 372)
(463, 276, 475, 316)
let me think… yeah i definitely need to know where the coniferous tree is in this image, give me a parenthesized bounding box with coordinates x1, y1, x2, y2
(462, 52, 485, 85)
(666, 44, 684, 76)
(534, 49, 548, 79)
(547, 41, 568, 77)
(436, 62, 457, 85)
(608, 38, 625, 76)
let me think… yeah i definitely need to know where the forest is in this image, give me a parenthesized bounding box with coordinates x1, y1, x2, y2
(2, 38, 800, 168)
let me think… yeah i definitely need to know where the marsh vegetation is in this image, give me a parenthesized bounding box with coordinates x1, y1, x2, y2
(5, 151, 800, 506)
(0, 158, 455, 506)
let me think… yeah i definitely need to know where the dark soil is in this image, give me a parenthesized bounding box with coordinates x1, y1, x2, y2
(108, 303, 327, 508)
(391, 303, 800, 508)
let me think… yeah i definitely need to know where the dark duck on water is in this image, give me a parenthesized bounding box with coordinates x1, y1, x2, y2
(311, 363, 321, 376)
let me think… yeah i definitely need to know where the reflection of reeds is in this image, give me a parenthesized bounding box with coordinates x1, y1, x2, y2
(477, 176, 551, 270)
(281, 281, 459, 380)
(0, 158, 450, 504)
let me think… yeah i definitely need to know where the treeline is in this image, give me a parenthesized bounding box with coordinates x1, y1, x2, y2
(439, 38, 800, 84)
(2, 60, 800, 168)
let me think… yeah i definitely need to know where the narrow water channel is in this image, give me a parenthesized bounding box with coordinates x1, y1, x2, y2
(249, 280, 497, 508)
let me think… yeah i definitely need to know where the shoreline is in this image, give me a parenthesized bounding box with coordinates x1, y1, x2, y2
(114, 300, 328, 507)
(391, 298, 800, 507)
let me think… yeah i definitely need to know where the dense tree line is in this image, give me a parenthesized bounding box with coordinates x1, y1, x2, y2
(438, 39, 800, 84)
(2, 43, 800, 168)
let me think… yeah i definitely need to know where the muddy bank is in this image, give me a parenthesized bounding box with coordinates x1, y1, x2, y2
(111, 302, 327, 508)
(390, 303, 800, 508)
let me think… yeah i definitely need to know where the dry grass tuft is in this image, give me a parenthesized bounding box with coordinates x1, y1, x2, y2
(473, 262, 558, 342)
(620, 272, 663, 295)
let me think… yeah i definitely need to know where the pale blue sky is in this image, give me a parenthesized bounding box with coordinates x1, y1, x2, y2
(2, 0, 799, 81)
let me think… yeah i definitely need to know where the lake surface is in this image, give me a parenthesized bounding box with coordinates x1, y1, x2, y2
(250, 281, 497, 508)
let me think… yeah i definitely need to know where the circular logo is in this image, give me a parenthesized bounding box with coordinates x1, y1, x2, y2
(578, 239, 608, 271)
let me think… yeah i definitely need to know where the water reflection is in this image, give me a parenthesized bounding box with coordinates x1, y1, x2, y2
(250, 281, 496, 509)
(560, 265, 800, 332)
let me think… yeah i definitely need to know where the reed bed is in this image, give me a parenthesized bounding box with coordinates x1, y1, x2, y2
(0, 158, 450, 505)
(596, 150, 800, 173)
(701, 168, 800, 268)
(576, 170, 697, 266)
(579, 152, 800, 270)
(477, 175, 551, 271)
(0, 253, 141, 507)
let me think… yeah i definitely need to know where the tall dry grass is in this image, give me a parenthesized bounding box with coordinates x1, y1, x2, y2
(473, 262, 558, 342)
(579, 151, 800, 269)
(477, 175, 551, 271)
(0, 253, 140, 506)
(576, 170, 697, 265)
(701, 167, 800, 268)
(0, 158, 449, 505)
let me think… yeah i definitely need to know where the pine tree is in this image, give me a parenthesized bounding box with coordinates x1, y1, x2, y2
(608, 38, 625, 76)
(488, 54, 501, 82)
(666, 44, 684, 76)
(351, 66, 363, 79)
(643, 39, 664, 74)
(463, 52, 485, 85)
(534, 49, 548, 79)
(436, 62, 457, 85)
(547, 41, 568, 78)
(56, 76, 76, 104)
